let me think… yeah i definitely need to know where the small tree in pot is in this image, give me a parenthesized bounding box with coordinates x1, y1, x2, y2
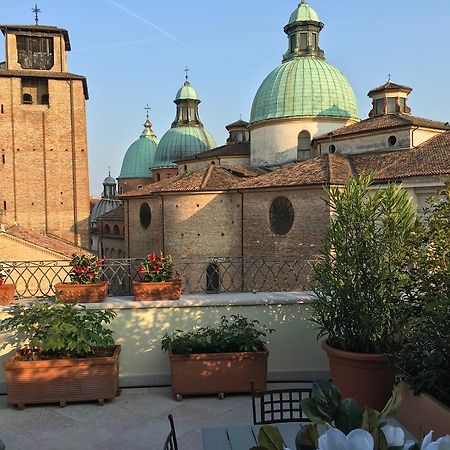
(311, 174, 417, 409)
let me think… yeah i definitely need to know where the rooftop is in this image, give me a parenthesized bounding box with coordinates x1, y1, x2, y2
(0, 24, 71, 50)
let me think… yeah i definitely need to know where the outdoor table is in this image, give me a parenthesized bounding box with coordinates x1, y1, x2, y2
(201, 417, 414, 450)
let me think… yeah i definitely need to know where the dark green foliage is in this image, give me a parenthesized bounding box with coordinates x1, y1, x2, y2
(296, 424, 319, 450)
(161, 315, 274, 355)
(394, 185, 450, 407)
(69, 253, 105, 284)
(0, 298, 116, 359)
(257, 426, 285, 450)
(312, 174, 418, 353)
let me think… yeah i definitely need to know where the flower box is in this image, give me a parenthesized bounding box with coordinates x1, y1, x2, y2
(3, 345, 121, 409)
(54, 281, 108, 303)
(396, 381, 450, 439)
(169, 346, 268, 400)
(132, 280, 181, 301)
(0, 284, 15, 305)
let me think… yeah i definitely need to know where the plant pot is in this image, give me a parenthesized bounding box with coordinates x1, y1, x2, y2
(396, 381, 450, 439)
(54, 281, 109, 303)
(322, 341, 394, 410)
(132, 280, 181, 301)
(0, 283, 15, 305)
(169, 346, 268, 399)
(3, 345, 121, 409)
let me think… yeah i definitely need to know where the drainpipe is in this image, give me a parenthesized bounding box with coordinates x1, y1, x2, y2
(411, 126, 419, 148)
(158, 194, 166, 254)
(237, 189, 244, 291)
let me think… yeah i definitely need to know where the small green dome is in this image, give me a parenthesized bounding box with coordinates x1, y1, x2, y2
(118, 120, 159, 179)
(250, 57, 359, 123)
(154, 127, 216, 168)
(289, 1, 320, 24)
(175, 80, 199, 101)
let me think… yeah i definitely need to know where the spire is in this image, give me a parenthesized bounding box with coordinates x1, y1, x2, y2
(140, 105, 158, 140)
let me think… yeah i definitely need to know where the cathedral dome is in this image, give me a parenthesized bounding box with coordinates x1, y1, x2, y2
(250, 57, 359, 123)
(154, 126, 216, 168)
(118, 119, 158, 179)
(289, 1, 320, 23)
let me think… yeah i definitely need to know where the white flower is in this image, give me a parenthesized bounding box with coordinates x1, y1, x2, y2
(419, 432, 450, 450)
(317, 428, 374, 450)
(382, 424, 405, 447)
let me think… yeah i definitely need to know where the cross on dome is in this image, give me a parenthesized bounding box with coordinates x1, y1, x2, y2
(32, 4, 41, 25)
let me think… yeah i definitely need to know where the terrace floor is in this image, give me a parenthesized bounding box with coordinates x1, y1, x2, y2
(0, 383, 307, 450)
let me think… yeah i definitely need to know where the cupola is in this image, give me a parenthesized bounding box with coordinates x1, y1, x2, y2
(226, 119, 250, 144)
(368, 80, 412, 118)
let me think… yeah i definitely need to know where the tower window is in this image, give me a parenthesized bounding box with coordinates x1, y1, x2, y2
(298, 130, 311, 152)
(387, 97, 397, 114)
(300, 33, 308, 50)
(16, 35, 54, 70)
(375, 98, 384, 115)
(21, 78, 49, 105)
(22, 93, 33, 104)
(311, 33, 317, 49)
(399, 98, 406, 112)
(290, 35, 297, 52)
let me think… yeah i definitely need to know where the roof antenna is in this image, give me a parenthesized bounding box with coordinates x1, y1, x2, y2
(32, 4, 41, 25)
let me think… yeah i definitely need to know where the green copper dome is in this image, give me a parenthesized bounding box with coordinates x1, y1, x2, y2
(289, 1, 320, 23)
(250, 57, 359, 123)
(154, 127, 216, 168)
(118, 119, 159, 179)
(175, 80, 199, 101)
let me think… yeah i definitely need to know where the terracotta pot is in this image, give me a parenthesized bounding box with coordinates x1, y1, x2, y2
(3, 345, 121, 409)
(169, 346, 268, 399)
(0, 283, 15, 305)
(322, 341, 394, 410)
(132, 280, 181, 301)
(54, 281, 108, 303)
(396, 381, 450, 439)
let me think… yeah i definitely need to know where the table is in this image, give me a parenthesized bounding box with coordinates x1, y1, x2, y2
(201, 417, 415, 450)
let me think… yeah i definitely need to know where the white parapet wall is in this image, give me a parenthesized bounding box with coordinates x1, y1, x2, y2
(0, 292, 329, 394)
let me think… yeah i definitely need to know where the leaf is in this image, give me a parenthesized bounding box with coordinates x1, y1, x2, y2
(295, 424, 319, 450)
(362, 408, 389, 450)
(299, 397, 327, 424)
(334, 398, 363, 434)
(312, 380, 341, 420)
(257, 425, 284, 450)
(379, 386, 402, 419)
(249, 447, 268, 450)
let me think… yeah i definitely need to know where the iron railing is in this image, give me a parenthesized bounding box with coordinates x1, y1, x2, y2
(2, 257, 317, 299)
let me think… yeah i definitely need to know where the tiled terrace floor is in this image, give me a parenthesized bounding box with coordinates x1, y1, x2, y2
(0, 383, 305, 450)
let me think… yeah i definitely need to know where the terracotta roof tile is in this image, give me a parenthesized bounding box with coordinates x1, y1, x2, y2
(368, 80, 412, 95)
(3, 226, 90, 258)
(315, 114, 450, 140)
(177, 142, 250, 162)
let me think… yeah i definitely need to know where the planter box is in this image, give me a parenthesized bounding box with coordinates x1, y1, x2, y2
(54, 281, 108, 303)
(132, 280, 181, 301)
(169, 346, 268, 399)
(396, 381, 450, 439)
(3, 345, 121, 409)
(0, 283, 15, 305)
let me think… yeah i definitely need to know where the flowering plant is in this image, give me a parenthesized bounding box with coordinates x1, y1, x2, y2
(251, 380, 450, 450)
(0, 261, 10, 286)
(138, 253, 178, 282)
(68, 254, 105, 285)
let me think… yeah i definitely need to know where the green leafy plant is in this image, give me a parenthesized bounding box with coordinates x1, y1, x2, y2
(68, 254, 105, 284)
(0, 298, 116, 359)
(0, 261, 11, 286)
(161, 315, 274, 356)
(393, 184, 450, 407)
(311, 174, 417, 353)
(138, 253, 178, 282)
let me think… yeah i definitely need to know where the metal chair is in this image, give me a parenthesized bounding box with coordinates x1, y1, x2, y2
(163, 414, 178, 450)
(251, 380, 312, 425)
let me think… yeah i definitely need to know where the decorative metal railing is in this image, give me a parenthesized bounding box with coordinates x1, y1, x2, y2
(2, 257, 318, 299)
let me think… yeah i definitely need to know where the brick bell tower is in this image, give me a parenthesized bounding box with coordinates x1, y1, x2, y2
(0, 16, 90, 248)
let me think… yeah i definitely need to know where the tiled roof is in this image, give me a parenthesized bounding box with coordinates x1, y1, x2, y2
(0, 24, 71, 50)
(0, 70, 89, 99)
(226, 119, 249, 129)
(97, 204, 124, 220)
(368, 80, 412, 95)
(3, 226, 90, 258)
(315, 114, 450, 140)
(177, 142, 250, 162)
(121, 165, 252, 197)
(238, 154, 354, 189)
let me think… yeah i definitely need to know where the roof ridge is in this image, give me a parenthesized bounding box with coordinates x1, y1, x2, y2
(324, 154, 331, 184)
(200, 165, 215, 189)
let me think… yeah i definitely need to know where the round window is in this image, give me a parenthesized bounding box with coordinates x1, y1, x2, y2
(388, 135, 397, 146)
(269, 197, 294, 236)
(139, 203, 151, 228)
(329, 144, 336, 154)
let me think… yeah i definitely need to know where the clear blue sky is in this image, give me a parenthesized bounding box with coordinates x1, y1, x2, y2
(2, 1, 450, 195)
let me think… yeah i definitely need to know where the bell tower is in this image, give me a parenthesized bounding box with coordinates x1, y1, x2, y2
(0, 17, 90, 248)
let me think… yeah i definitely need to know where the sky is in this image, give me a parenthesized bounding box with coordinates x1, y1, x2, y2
(2, 0, 450, 195)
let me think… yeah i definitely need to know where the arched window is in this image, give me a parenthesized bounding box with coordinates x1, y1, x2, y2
(156, 173, 161, 181)
(298, 130, 311, 152)
(22, 93, 33, 104)
(139, 203, 151, 228)
(104, 224, 111, 235)
(113, 225, 120, 235)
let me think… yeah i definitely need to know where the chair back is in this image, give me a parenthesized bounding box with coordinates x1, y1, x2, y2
(163, 414, 178, 450)
(251, 380, 312, 425)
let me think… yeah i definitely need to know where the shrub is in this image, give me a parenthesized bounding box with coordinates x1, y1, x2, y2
(0, 298, 116, 359)
(69, 254, 105, 284)
(161, 315, 274, 356)
(138, 253, 178, 282)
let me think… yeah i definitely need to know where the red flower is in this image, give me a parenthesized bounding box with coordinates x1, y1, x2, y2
(138, 265, 146, 273)
(0, 279, 4, 286)
(152, 265, 160, 271)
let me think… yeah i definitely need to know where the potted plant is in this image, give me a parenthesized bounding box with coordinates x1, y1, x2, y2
(55, 254, 109, 303)
(250, 380, 450, 450)
(132, 253, 181, 301)
(311, 174, 417, 410)
(393, 186, 450, 439)
(161, 315, 273, 401)
(0, 298, 120, 409)
(0, 261, 14, 305)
